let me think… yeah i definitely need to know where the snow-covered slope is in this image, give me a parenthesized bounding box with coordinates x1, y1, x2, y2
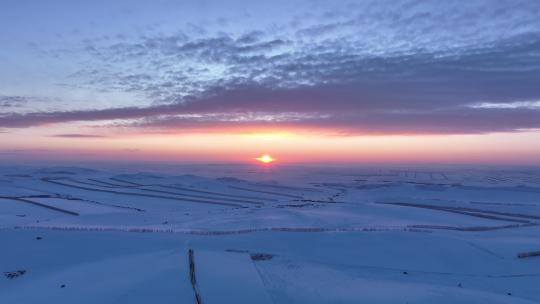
(1, 164, 540, 303)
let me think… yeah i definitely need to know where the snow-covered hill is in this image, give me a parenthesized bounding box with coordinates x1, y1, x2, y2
(1, 164, 540, 303)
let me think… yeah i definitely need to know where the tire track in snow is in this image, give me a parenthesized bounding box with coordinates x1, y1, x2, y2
(229, 186, 302, 199)
(0, 196, 79, 216)
(42, 177, 244, 208)
(188, 249, 203, 304)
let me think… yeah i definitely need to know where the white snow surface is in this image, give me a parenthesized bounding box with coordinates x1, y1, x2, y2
(1, 164, 540, 303)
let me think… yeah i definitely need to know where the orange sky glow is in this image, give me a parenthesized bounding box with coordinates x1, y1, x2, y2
(2, 126, 540, 165)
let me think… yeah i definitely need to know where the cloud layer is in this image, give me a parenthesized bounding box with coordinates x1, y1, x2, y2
(1, 0, 540, 135)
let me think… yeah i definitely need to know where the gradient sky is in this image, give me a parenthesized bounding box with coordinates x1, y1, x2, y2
(1, 0, 540, 164)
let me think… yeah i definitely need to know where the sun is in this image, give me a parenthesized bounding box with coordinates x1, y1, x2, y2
(254, 154, 276, 164)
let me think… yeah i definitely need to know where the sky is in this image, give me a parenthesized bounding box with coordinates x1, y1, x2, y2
(1, 0, 540, 164)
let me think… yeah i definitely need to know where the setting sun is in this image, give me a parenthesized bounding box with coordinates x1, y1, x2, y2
(254, 154, 276, 164)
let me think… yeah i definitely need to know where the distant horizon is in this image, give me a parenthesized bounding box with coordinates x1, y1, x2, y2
(2, 157, 540, 168)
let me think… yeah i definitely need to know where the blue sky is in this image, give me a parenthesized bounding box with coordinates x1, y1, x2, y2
(2, 0, 540, 133)
(1, 0, 540, 163)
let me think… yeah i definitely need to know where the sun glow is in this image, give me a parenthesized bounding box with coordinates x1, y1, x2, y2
(254, 154, 276, 164)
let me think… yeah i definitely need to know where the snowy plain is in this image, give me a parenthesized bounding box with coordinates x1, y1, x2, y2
(1, 163, 540, 303)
